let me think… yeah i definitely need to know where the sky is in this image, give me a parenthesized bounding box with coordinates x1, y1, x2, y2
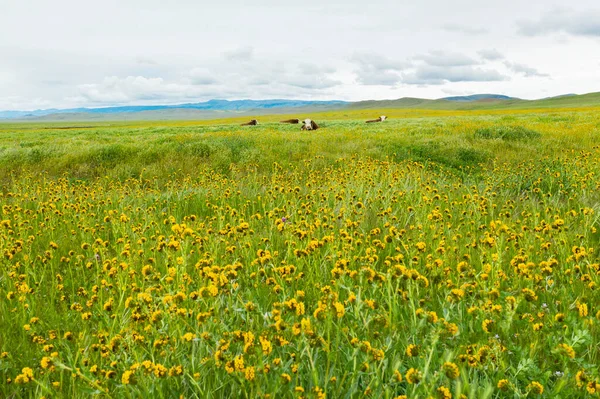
(1, 0, 599, 110)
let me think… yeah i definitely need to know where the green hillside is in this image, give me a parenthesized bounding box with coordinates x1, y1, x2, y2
(349, 92, 600, 111)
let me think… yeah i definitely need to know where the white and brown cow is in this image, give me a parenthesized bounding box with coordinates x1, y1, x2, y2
(366, 116, 387, 123)
(301, 119, 319, 131)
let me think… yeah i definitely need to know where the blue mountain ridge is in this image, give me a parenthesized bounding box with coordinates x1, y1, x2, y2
(0, 99, 348, 119)
(441, 94, 514, 102)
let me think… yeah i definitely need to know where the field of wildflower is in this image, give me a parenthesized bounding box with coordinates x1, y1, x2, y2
(1, 107, 600, 398)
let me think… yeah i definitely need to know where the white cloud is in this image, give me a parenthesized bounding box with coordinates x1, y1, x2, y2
(518, 8, 600, 37)
(351, 53, 409, 85)
(414, 51, 480, 67)
(478, 49, 505, 61)
(77, 76, 191, 104)
(73, 61, 344, 105)
(349, 49, 551, 87)
(504, 62, 549, 78)
(402, 65, 508, 85)
(188, 68, 220, 85)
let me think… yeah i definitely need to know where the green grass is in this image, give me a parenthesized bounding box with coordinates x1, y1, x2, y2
(0, 108, 598, 183)
(0, 108, 599, 398)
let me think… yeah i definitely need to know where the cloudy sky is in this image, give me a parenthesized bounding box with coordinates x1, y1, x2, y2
(1, 0, 599, 110)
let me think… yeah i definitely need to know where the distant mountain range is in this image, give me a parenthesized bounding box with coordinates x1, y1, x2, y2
(1, 93, 599, 121)
(442, 94, 514, 102)
(0, 99, 348, 119)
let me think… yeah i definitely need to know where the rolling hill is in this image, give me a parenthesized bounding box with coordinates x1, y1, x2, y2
(442, 94, 515, 102)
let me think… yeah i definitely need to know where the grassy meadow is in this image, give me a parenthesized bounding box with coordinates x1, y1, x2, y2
(1, 107, 600, 398)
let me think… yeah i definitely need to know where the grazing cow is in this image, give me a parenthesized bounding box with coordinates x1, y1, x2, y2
(366, 116, 387, 123)
(241, 119, 258, 126)
(301, 119, 319, 131)
(280, 118, 300, 124)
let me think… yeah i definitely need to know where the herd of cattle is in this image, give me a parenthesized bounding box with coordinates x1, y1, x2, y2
(240, 116, 387, 130)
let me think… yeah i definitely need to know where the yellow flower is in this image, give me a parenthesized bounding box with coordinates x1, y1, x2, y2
(40, 357, 53, 369)
(259, 336, 273, 355)
(528, 381, 544, 395)
(153, 364, 167, 378)
(121, 370, 136, 385)
(333, 301, 345, 318)
(557, 343, 575, 358)
(394, 370, 403, 382)
(169, 366, 183, 376)
(314, 386, 326, 399)
(234, 356, 245, 372)
(427, 311, 439, 323)
(207, 284, 219, 297)
(15, 367, 34, 384)
(497, 379, 510, 391)
(406, 344, 419, 357)
(364, 299, 376, 309)
(182, 332, 196, 342)
(103, 298, 114, 312)
(482, 319, 494, 333)
(442, 362, 460, 379)
(576, 370, 588, 387)
(437, 386, 452, 399)
(406, 368, 422, 384)
(522, 288, 538, 302)
(244, 366, 255, 381)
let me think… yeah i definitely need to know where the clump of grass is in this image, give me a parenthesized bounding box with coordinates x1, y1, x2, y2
(88, 144, 137, 167)
(389, 142, 490, 171)
(474, 125, 541, 141)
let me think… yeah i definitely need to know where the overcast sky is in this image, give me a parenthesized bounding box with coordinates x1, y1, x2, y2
(1, 0, 599, 110)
